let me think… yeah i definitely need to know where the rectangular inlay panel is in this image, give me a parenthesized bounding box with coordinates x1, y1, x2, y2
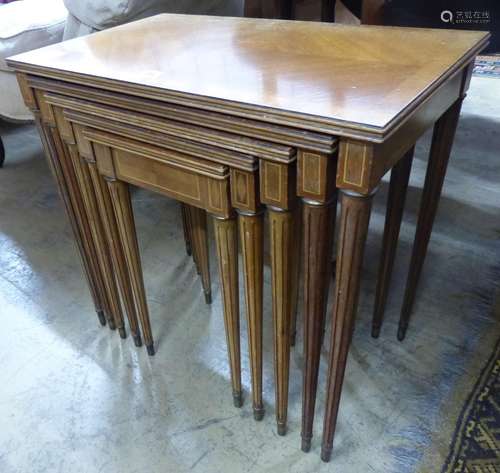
(301, 152, 321, 195)
(341, 141, 367, 187)
(262, 161, 281, 203)
(114, 149, 202, 203)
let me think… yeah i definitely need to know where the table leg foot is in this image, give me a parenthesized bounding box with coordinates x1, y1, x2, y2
(233, 391, 243, 408)
(277, 421, 287, 436)
(253, 405, 265, 421)
(133, 333, 143, 347)
(321, 446, 332, 463)
(108, 318, 116, 330)
(118, 327, 127, 339)
(146, 343, 155, 356)
(97, 310, 107, 326)
(301, 436, 312, 452)
(397, 323, 407, 341)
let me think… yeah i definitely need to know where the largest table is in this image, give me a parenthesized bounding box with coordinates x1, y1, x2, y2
(8, 15, 489, 462)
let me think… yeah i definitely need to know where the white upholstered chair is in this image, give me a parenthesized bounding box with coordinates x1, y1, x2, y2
(63, 0, 244, 39)
(0, 0, 67, 165)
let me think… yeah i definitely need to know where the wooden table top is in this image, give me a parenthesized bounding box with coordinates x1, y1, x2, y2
(8, 14, 489, 137)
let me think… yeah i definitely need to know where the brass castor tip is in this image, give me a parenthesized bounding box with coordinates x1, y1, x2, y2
(253, 406, 265, 421)
(108, 319, 116, 331)
(321, 447, 332, 463)
(204, 291, 212, 305)
(277, 423, 287, 436)
(97, 310, 107, 326)
(118, 327, 127, 339)
(133, 333, 142, 347)
(146, 344, 155, 356)
(233, 392, 243, 408)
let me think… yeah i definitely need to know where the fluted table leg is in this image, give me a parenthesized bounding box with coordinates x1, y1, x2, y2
(269, 206, 295, 435)
(372, 146, 414, 338)
(321, 189, 375, 462)
(191, 207, 212, 304)
(238, 209, 264, 420)
(36, 120, 107, 327)
(300, 195, 336, 452)
(213, 215, 242, 407)
(108, 179, 155, 355)
(398, 98, 463, 341)
(181, 203, 193, 257)
(89, 163, 143, 347)
(289, 202, 302, 347)
(67, 144, 126, 337)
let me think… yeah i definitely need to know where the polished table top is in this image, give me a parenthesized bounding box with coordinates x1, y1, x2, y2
(8, 15, 488, 135)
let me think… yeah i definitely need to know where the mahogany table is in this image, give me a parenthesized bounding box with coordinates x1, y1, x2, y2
(8, 15, 488, 462)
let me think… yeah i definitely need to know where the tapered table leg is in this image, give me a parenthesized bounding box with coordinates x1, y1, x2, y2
(398, 98, 463, 341)
(52, 128, 114, 329)
(180, 203, 192, 257)
(107, 179, 155, 355)
(191, 207, 212, 304)
(268, 206, 295, 435)
(187, 205, 201, 274)
(321, 189, 375, 462)
(289, 202, 302, 347)
(68, 146, 127, 338)
(36, 120, 107, 327)
(89, 163, 143, 347)
(213, 215, 242, 407)
(238, 210, 264, 420)
(371, 147, 414, 338)
(301, 195, 336, 452)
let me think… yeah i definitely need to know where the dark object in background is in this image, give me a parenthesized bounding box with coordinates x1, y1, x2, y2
(245, 0, 362, 22)
(0, 137, 4, 167)
(383, 0, 498, 53)
(245, 1, 497, 53)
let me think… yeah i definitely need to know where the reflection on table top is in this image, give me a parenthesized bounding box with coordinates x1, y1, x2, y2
(8, 14, 489, 132)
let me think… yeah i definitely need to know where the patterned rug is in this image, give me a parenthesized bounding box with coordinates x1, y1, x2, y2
(442, 338, 500, 472)
(473, 56, 500, 78)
